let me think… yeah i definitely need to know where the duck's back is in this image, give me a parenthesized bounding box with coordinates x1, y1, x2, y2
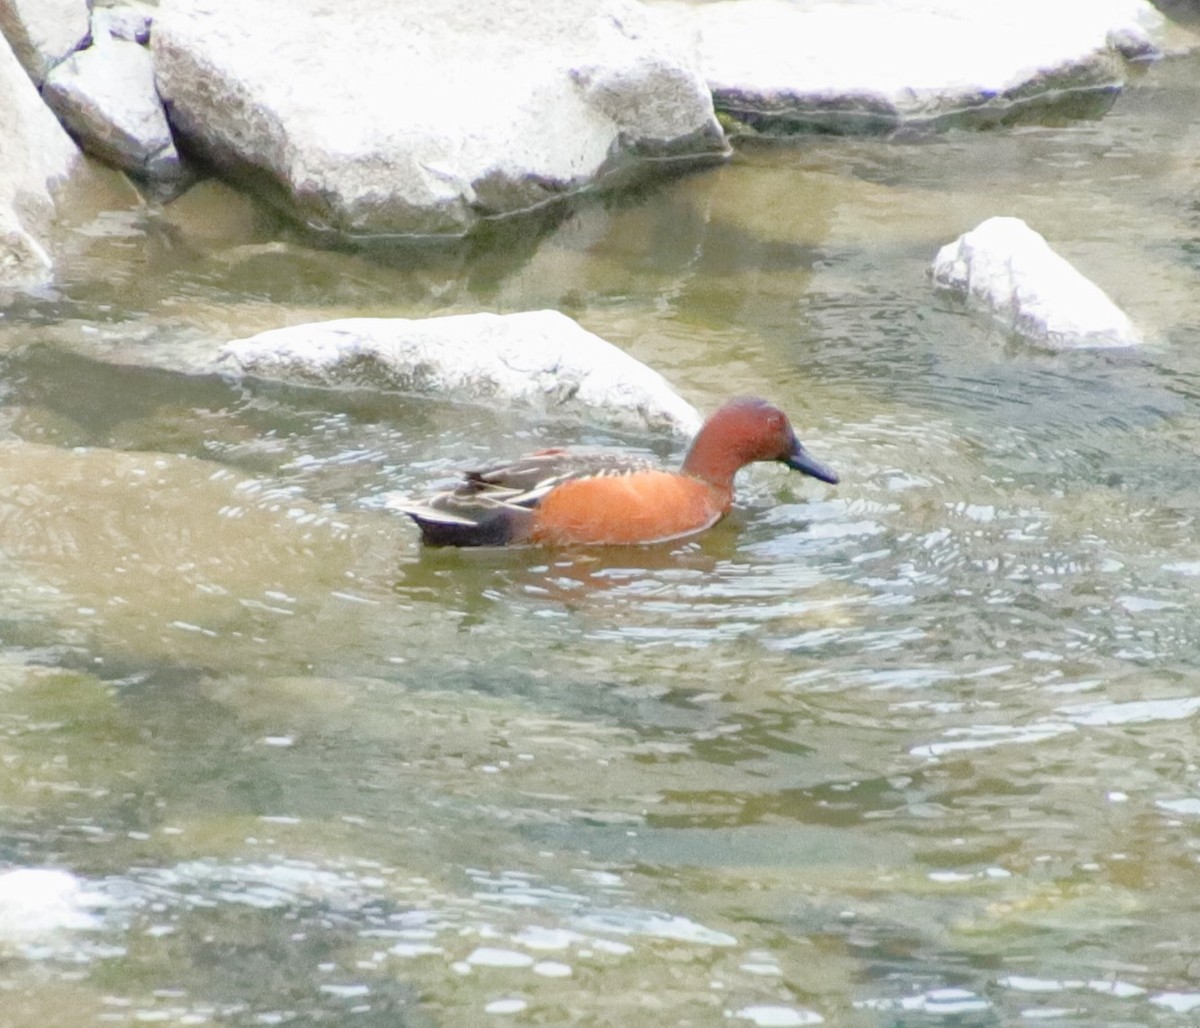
(465, 449, 657, 502)
(531, 470, 729, 546)
(400, 448, 661, 547)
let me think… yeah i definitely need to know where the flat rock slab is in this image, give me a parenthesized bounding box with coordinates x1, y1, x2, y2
(931, 216, 1142, 349)
(219, 310, 704, 436)
(661, 0, 1166, 134)
(153, 0, 726, 239)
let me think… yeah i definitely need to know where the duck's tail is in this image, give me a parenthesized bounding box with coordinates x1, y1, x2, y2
(394, 501, 534, 547)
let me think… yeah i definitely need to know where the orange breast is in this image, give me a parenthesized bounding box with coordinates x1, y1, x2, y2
(530, 471, 730, 546)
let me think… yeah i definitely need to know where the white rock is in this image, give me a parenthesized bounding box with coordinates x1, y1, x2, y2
(659, 0, 1166, 134)
(219, 310, 703, 436)
(43, 32, 182, 180)
(0, 32, 80, 201)
(95, 3, 152, 45)
(0, 0, 91, 85)
(0, 868, 102, 942)
(0, 208, 54, 288)
(152, 0, 726, 238)
(0, 30, 82, 289)
(930, 217, 1142, 349)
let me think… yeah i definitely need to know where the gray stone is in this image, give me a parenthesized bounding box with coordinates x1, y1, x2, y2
(1152, 0, 1200, 18)
(152, 0, 726, 239)
(219, 310, 704, 436)
(0, 209, 54, 289)
(42, 32, 182, 180)
(931, 217, 1143, 349)
(0, 0, 91, 85)
(0, 31, 82, 289)
(95, 4, 152, 45)
(658, 0, 1168, 135)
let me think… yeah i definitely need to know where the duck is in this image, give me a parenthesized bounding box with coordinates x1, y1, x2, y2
(396, 396, 838, 547)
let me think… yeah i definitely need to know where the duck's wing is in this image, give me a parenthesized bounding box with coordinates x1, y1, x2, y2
(463, 448, 659, 507)
(396, 448, 657, 547)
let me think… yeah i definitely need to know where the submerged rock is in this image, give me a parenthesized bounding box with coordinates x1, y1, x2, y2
(0, 0, 91, 86)
(661, 0, 1167, 135)
(931, 217, 1143, 349)
(151, 0, 726, 238)
(219, 310, 703, 436)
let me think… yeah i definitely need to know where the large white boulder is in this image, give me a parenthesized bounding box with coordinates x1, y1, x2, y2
(660, 0, 1167, 134)
(0, 0, 91, 85)
(153, 0, 726, 238)
(219, 311, 703, 436)
(931, 217, 1142, 349)
(0, 30, 83, 289)
(43, 29, 182, 181)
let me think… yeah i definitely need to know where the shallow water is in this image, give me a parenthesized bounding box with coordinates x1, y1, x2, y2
(4, 48, 1200, 1028)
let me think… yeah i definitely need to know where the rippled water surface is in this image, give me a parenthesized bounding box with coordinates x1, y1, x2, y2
(4, 49, 1200, 1028)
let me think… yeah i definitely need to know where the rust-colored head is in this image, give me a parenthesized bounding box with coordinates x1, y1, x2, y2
(681, 397, 839, 491)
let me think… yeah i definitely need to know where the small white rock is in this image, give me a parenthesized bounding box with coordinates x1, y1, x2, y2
(931, 216, 1142, 349)
(95, 4, 154, 45)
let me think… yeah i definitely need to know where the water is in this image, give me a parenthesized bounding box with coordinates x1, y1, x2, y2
(3, 47, 1200, 1028)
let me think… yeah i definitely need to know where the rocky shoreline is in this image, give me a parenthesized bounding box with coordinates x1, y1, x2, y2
(1, 0, 1192, 417)
(4, 1, 1184, 248)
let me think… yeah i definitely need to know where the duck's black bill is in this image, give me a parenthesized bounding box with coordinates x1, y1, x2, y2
(784, 441, 839, 484)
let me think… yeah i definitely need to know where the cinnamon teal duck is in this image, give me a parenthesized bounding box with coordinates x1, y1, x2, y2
(397, 396, 838, 547)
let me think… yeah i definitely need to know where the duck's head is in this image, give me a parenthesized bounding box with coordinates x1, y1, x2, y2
(683, 397, 839, 488)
